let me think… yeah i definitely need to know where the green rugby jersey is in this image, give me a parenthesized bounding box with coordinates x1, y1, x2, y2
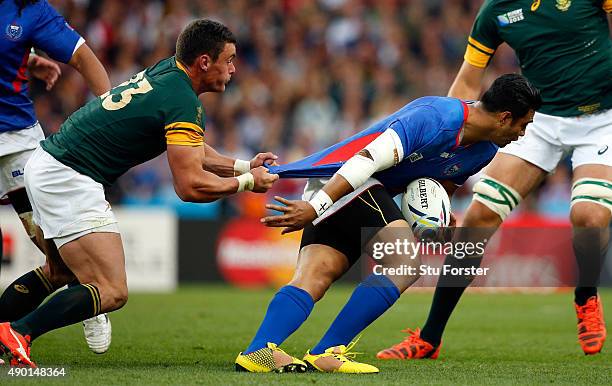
(42, 57, 205, 186)
(465, 0, 612, 116)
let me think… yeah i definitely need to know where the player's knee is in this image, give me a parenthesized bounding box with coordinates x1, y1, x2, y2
(99, 283, 128, 311)
(463, 200, 505, 228)
(470, 176, 522, 226)
(570, 204, 611, 228)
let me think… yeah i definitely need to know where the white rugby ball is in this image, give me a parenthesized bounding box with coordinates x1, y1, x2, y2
(401, 178, 451, 239)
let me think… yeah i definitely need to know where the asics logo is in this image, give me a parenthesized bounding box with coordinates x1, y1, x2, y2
(14, 284, 29, 294)
(598, 145, 608, 155)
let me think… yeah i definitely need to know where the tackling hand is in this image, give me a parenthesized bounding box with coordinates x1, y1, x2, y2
(251, 166, 279, 192)
(261, 196, 317, 234)
(250, 152, 279, 168)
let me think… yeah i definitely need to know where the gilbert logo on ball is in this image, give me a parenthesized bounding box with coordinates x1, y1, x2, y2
(401, 178, 451, 239)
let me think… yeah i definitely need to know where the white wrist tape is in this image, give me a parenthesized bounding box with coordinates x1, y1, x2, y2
(336, 128, 403, 189)
(233, 159, 251, 176)
(235, 172, 255, 192)
(308, 190, 334, 217)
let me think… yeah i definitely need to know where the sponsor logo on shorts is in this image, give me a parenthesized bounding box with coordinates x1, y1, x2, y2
(598, 145, 608, 155)
(14, 284, 29, 294)
(11, 169, 24, 178)
(440, 152, 455, 159)
(5, 23, 23, 41)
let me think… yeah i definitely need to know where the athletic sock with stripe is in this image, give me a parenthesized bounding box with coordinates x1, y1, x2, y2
(10, 284, 101, 340)
(0, 267, 55, 322)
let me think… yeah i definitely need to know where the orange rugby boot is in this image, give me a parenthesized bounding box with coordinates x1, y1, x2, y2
(575, 296, 606, 355)
(376, 328, 440, 360)
(0, 322, 35, 367)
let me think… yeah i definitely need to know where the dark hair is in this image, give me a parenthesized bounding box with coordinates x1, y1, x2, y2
(0, 0, 40, 15)
(481, 74, 542, 119)
(176, 19, 237, 65)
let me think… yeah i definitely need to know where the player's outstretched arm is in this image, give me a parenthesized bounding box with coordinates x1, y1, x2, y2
(168, 144, 278, 202)
(261, 172, 354, 234)
(68, 44, 110, 96)
(447, 61, 486, 100)
(262, 129, 402, 233)
(202, 143, 278, 177)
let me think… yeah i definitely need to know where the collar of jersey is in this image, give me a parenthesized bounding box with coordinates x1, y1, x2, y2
(175, 58, 190, 75)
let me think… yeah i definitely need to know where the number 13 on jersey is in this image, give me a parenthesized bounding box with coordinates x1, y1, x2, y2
(101, 71, 153, 111)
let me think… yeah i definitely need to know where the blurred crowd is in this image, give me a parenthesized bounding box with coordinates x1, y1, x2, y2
(32, 0, 577, 219)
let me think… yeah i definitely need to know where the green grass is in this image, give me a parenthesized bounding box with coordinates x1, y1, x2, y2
(5, 286, 611, 385)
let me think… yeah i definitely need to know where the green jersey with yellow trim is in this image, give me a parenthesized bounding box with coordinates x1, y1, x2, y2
(42, 56, 205, 186)
(465, 0, 612, 117)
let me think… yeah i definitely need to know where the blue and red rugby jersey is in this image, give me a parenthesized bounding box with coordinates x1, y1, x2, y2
(0, 0, 83, 133)
(269, 97, 499, 194)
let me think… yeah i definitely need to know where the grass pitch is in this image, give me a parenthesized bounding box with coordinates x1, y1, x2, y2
(6, 285, 611, 385)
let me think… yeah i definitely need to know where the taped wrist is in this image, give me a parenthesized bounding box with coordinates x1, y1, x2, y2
(233, 159, 251, 176)
(308, 190, 334, 217)
(235, 173, 255, 192)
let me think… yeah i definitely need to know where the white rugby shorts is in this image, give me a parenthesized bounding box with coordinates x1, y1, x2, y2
(0, 122, 44, 197)
(24, 146, 119, 248)
(499, 109, 612, 172)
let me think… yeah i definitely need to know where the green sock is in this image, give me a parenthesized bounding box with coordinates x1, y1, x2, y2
(0, 267, 54, 322)
(11, 284, 101, 340)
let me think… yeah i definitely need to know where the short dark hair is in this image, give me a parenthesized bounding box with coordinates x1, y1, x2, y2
(176, 19, 237, 65)
(481, 74, 542, 119)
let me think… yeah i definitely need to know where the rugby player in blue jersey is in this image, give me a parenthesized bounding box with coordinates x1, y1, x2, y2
(235, 74, 541, 373)
(0, 0, 111, 355)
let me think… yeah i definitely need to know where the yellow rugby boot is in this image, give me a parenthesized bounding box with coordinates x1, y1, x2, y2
(303, 339, 379, 374)
(235, 343, 307, 373)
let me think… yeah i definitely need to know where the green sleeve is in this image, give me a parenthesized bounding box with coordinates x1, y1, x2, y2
(464, 0, 502, 68)
(162, 91, 205, 147)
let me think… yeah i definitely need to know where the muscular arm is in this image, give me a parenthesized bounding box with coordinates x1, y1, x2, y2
(447, 61, 486, 100)
(68, 44, 110, 96)
(168, 144, 240, 203)
(202, 143, 236, 177)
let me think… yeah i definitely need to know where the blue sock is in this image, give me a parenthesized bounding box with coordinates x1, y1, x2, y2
(244, 285, 314, 354)
(311, 274, 400, 354)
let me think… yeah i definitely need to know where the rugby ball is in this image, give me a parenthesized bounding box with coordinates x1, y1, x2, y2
(401, 178, 451, 239)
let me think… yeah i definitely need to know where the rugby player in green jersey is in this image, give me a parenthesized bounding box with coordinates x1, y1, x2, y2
(378, 0, 611, 359)
(0, 19, 279, 367)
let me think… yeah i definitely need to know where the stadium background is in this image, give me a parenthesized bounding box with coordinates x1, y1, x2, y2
(2, 0, 612, 290)
(0, 1, 610, 383)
